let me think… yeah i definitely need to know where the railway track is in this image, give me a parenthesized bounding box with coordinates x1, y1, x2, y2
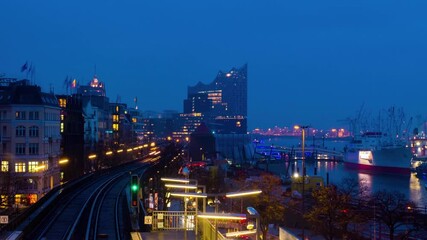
(20, 161, 148, 240)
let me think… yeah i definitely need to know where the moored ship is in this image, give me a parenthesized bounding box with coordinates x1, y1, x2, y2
(344, 132, 412, 174)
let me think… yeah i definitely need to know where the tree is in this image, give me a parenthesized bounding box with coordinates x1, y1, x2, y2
(371, 190, 417, 240)
(304, 185, 351, 240)
(246, 173, 286, 240)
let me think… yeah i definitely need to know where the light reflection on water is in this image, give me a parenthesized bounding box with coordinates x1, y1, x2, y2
(258, 136, 427, 207)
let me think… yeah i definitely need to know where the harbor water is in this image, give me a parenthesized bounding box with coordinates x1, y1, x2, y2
(256, 136, 427, 207)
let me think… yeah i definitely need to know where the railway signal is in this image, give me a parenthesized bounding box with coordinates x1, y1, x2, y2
(131, 174, 139, 207)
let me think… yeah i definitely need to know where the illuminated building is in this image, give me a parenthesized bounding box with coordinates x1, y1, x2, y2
(183, 65, 249, 163)
(109, 103, 133, 146)
(0, 78, 61, 206)
(77, 76, 110, 160)
(183, 92, 212, 114)
(77, 75, 106, 97)
(128, 108, 144, 144)
(186, 64, 247, 133)
(172, 112, 205, 140)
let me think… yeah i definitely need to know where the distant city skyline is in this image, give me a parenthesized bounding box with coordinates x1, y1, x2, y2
(1, 1, 427, 130)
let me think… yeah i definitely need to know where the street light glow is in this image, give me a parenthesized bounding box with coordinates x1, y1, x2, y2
(197, 213, 246, 220)
(226, 190, 262, 198)
(161, 177, 190, 183)
(35, 165, 46, 171)
(165, 184, 198, 189)
(58, 159, 69, 164)
(170, 192, 207, 198)
(88, 154, 97, 159)
(225, 230, 257, 237)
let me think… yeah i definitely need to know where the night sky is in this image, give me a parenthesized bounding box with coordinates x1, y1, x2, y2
(1, 0, 427, 130)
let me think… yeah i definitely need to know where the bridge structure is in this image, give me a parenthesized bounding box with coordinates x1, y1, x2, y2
(255, 145, 344, 161)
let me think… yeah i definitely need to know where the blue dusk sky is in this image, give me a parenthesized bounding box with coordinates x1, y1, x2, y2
(1, 0, 427, 130)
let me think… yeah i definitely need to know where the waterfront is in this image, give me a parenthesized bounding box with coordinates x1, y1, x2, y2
(257, 136, 427, 207)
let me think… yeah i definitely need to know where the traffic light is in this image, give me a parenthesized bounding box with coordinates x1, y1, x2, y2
(131, 174, 139, 207)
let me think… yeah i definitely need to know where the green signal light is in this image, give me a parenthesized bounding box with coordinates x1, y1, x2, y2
(131, 184, 138, 192)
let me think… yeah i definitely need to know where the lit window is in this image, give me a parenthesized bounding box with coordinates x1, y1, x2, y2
(28, 161, 39, 172)
(59, 99, 67, 108)
(15, 162, 26, 172)
(113, 115, 119, 122)
(1, 161, 8, 172)
(113, 123, 119, 131)
(60, 123, 64, 133)
(1, 195, 8, 207)
(15, 111, 26, 120)
(28, 194, 37, 204)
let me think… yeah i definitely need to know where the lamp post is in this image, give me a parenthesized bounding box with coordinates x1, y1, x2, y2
(226, 190, 262, 213)
(294, 125, 309, 240)
(163, 178, 206, 239)
(211, 190, 262, 240)
(163, 181, 196, 240)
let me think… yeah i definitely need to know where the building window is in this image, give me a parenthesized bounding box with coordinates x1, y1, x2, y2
(16, 126, 26, 137)
(28, 194, 37, 204)
(15, 111, 26, 120)
(59, 98, 67, 108)
(29, 143, 39, 155)
(28, 161, 39, 172)
(113, 123, 119, 131)
(29, 126, 39, 137)
(113, 115, 119, 122)
(60, 123, 64, 133)
(15, 162, 26, 172)
(29, 111, 39, 120)
(16, 143, 25, 155)
(1, 161, 8, 172)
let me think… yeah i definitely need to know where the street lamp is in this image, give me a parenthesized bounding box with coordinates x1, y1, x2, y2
(161, 177, 190, 184)
(226, 190, 262, 213)
(294, 125, 310, 240)
(163, 178, 206, 239)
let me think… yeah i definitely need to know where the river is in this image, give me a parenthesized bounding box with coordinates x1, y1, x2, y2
(255, 136, 427, 207)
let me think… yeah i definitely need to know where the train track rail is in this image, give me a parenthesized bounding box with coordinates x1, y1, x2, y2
(19, 162, 148, 240)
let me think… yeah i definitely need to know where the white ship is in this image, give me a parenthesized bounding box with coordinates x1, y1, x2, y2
(344, 132, 413, 174)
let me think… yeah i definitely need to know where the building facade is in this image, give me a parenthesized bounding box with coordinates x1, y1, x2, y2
(0, 79, 61, 208)
(77, 76, 110, 159)
(57, 94, 85, 181)
(186, 64, 248, 134)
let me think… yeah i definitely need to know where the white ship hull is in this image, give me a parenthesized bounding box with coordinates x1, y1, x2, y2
(344, 147, 412, 174)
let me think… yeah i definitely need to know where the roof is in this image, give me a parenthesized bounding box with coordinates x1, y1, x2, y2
(0, 82, 58, 107)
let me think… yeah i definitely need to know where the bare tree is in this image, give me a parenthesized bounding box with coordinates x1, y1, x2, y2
(371, 190, 417, 240)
